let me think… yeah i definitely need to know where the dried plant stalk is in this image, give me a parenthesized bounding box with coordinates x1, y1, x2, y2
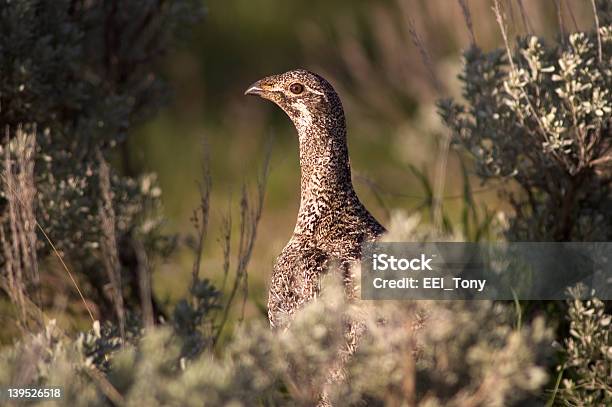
(516, 0, 533, 34)
(591, 0, 603, 62)
(214, 141, 270, 343)
(134, 239, 154, 329)
(1, 126, 41, 327)
(399, 6, 451, 230)
(191, 141, 212, 286)
(97, 149, 126, 339)
(457, 0, 476, 46)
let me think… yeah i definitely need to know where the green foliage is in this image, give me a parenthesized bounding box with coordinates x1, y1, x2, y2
(439, 3, 612, 241)
(0, 2, 609, 406)
(0, 274, 553, 406)
(557, 294, 611, 405)
(439, 3, 611, 405)
(0, 0, 204, 319)
(173, 277, 222, 359)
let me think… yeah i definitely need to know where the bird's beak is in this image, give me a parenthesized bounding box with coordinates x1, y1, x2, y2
(244, 80, 265, 97)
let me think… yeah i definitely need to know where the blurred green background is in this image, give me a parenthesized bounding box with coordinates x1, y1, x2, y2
(125, 0, 593, 321)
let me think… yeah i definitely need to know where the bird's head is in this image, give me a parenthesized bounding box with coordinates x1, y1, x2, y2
(245, 69, 344, 131)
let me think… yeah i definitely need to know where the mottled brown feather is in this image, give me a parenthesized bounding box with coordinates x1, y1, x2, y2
(246, 69, 385, 328)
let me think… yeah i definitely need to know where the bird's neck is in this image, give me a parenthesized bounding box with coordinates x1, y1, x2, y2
(293, 118, 357, 235)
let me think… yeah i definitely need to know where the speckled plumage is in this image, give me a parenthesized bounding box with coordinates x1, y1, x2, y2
(246, 69, 385, 329)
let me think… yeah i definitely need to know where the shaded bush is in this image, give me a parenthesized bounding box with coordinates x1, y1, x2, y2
(439, 1, 611, 404)
(0, 0, 204, 326)
(439, 1, 611, 241)
(0, 1, 609, 406)
(557, 292, 611, 405)
(0, 268, 553, 406)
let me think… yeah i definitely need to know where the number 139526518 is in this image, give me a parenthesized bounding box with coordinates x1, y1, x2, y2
(1, 387, 63, 400)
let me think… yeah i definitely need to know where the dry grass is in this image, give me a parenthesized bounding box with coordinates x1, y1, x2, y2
(0, 123, 95, 327)
(399, 2, 450, 231)
(591, 0, 603, 62)
(0, 126, 41, 329)
(190, 141, 212, 287)
(213, 139, 271, 343)
(299, 1, 593, 233)
(457, 0, 476, 46)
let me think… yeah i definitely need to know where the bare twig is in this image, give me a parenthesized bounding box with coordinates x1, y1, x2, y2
(493, 0, 516, 71)
(493, 0, 554, 150)
(401, 10, 444, 94)
(220, 209, 232, 293)
(1, 127, 95, 326)
(505, 0, 517, 34)
(1, 127, 42, 328)
(0, 122, 93, 326)
(3, 132, 27, 323)
(590, 155, 612, 167)
(457, 0, 477, 46)
(191, 139, 212, 286)
(214, 140, 271, 343)
(591, 0, 603, 63)
(34, 218, 95, 323)
(84, 366, 126, 406)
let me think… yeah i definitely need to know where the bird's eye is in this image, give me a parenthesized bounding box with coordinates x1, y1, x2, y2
(289, 83, 304, 94)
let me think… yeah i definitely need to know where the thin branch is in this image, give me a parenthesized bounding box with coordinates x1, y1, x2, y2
(591, 0, 603, 63)
(219, 209, 232, 293)
(457, 0, 477, 46)
(590, 155, 612, 167)
(2, 127, 94, 326)
(214, 139, 271, 344)
(0, 168, 95, 324)
(191, 139, 212, 286)
(400, 4, 444, 95)
(493, 0, 555, 153)
(36, 222, 95, 322)
(493, 0, 516, 71)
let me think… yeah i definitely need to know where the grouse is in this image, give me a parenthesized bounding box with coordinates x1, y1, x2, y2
(245, 69, 385, 328)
